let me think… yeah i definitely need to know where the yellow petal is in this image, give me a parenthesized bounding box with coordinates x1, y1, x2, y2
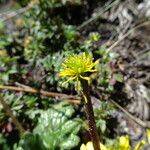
(80, 144, 87, 150)
(94, 60, 99, 65)
(82, 93, 88, 103)
(62, 76, 77, 85)
(100, 143, 108, 150)
(86, 142, 94, 150)
(86, 69, 97, 72)
(133, 140, 146, 150)
(80, 141, 108, 150)
(146, 128, 150, 143)
(80, 75, 90, 80)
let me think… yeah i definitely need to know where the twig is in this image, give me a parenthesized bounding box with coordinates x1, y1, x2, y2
(107, 20, 150, 51)
(2, 85, 150, 130)
(0, 4, 32, 22)
(110, 99, 150, 128)
(0, 94, 25, 133)
(0, 85, 80, 103)
(15, 82, 35, 89)
(77, 0, 120, 30)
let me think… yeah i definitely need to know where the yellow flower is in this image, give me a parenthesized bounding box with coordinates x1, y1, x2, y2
(59, 52, 98, 87)
(80, 136, 147, 150)
(118, 135, 130, 150)
(80, 141, 108, 150)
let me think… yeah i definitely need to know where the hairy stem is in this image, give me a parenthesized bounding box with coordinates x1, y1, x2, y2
(80, 79, 100, 150)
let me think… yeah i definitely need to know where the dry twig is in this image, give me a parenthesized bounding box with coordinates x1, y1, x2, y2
(77, 0, 120, 30)
(0, 4, 32, 22)
(110, 99, 150, 128)
(107, 20, 150, 51)
(0, 85, 80, 103)
(1, 85, 150, 129)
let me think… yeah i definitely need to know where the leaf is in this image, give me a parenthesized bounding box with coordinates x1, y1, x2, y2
(14, 132, 46, 150)
(63, 25, 76, 40)
(96, 119, 106, 133)
(33, 105, 81, 150)
(52, 101, 75, 117)
(15, 103, 81, 150)
(113, 73, 123, 82)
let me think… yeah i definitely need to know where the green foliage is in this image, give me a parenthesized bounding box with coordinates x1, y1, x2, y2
(0, 92, 59, 125)
(0, 0, 118, 149)
(13, 133, 45, 150)
(94, 101, 113, 134)
(94, 46, 119, 91)
(15, 102, 82, 150)
(0, 133, 10, 150)
(0, 0, 80, 87)
(22, 0, 78, 60)
(1, 93, 38, 116)
(113, 73, 123, 83)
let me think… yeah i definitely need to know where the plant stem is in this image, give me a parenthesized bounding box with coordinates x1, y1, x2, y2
(80, 79, 101, 150)
(0, 94, 25, 133)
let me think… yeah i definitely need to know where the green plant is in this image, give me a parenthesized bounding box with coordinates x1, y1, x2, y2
(60, 52, 100, 150)
(14, 102, 82, 150)
(94, 101, 113, 135)
(0, 1, 124, 149)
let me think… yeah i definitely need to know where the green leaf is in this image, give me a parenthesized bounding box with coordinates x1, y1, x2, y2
(16, 102, 81, 150)
(63, 25, 76, 40)
(14, 132, 46, 150)
(114, 73, 124, 82)
(0, 19, 4, 30)
(33, 105, 81, 150)
(96, 119, 106, 133)
(52, 101, 75, 117)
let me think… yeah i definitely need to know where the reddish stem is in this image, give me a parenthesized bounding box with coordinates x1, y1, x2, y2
(80, 79, 101, 150)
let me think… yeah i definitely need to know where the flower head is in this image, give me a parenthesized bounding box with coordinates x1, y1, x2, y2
(59, 52, 98, 86)
(118, 136, 130, 150)
(80, 141, 108, 150)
